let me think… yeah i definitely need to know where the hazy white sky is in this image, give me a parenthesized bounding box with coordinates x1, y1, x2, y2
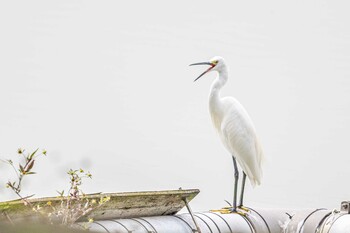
(1, 1, 350, 212)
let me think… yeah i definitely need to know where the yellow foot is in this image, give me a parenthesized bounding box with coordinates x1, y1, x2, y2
(238, 206, 250, 212)
(236, 210, 248, 217)
(210, 207, 247, 216)
(210, 208, 232, 214)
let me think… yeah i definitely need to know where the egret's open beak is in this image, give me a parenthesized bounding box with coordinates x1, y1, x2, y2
(190, 62, 215, 82)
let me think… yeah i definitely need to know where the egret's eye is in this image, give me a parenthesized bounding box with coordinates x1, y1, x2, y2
(212, 60, 219, 65)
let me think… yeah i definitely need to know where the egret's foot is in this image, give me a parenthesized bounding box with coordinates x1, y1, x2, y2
(236, 209, 248, 217)
(210, 206, 234, 214)
(238, 205, 250, 212)
(210, 207, 247, 216)
(210, 207, 232, 214)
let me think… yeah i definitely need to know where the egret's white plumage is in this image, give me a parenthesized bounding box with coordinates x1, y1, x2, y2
(211, 92, 263, 187)
(191, 56, 264, 210)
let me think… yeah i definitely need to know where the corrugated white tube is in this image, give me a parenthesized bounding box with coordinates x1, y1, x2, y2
(86, 204, 350, 233)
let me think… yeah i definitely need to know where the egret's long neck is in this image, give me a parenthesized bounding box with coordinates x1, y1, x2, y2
(209, 66, 228, 103)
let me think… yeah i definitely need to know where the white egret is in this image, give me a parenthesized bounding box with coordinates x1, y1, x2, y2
(190, 56, 264, 212)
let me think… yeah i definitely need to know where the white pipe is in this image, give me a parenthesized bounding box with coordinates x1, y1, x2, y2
(84, 202, 350, 233)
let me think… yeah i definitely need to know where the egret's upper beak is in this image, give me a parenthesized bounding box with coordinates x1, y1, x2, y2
(190, 62, 216, 82)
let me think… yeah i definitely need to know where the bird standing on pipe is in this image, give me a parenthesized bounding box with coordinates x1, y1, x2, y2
(190, 56, 264, 212)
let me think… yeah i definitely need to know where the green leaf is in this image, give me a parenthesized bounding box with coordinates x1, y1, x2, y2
(25, 171, 36, 175)
(29, 148, 39, 160)
(19, 165, 25, 173)
(56, 190, 65, 196)
(24, 159, 35, 172)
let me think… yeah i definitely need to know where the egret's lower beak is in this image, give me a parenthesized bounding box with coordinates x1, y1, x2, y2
(190, 62, 215, 82)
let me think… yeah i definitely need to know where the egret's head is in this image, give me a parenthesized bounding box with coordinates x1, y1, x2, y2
(190, 56, 226, 82)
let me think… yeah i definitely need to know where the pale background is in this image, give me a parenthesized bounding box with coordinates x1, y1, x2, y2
(1, 1, 350, 212)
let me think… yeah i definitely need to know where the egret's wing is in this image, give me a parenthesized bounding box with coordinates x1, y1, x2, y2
(220, 98, 264, 187)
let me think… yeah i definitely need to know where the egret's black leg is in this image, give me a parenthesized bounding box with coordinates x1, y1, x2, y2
(239, 172, 246, 207)
(232, 156, 239, 212)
